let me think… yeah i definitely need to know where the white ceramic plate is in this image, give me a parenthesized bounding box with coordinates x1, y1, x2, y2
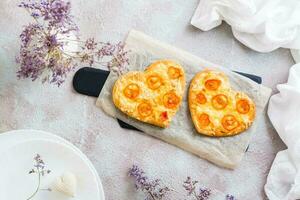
(0, 130, 105, 200)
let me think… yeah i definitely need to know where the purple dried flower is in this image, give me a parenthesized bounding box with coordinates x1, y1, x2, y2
(128, 166, 238, 200)
(17, 0, 129, 86)
(107, 42, 130, 74)
(226, 194, 236, 200)
(183, 177, 211, 200)
(96, 42, 115, 58)
(19, 0, 75, 29)
(31, 12, 40, 17)
(20, 23, 42, 48)
(44, 34, 59, 48)
(85, 38, 97, 50)
(16, 51, 46, 81)
(48, 0, 72, 25)
(17, 0, 78, 86)
(198, 188, 211, 200)
(128, 165, 170, 200)
(32, 153, 48, 173)
(183, 176, 198, 195)
(27, 154, 51, 199)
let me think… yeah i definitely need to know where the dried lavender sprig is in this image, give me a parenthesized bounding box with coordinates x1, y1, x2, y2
(17, 0, 129, 86)
(18, 0, 77, 32)
(129, 166, 238, 200)
(183, 177, 211, 200)
(27, 154, 51, 200)
(128, 165, 171, 200)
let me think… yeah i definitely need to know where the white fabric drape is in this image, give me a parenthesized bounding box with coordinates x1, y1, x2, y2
(191, 0, 300, 61)
(265, 63, 300, 200)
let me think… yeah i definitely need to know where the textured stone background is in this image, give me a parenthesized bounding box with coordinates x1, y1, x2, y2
(0, 0, 293, 199)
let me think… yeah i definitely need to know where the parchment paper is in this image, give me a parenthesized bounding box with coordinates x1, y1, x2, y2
(96, 30, 272, 169)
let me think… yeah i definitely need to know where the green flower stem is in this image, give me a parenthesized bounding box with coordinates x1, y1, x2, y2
(26, 170, 41, 200)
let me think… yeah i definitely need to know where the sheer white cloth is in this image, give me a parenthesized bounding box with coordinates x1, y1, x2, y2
(191, 0, 300, 61)
(265, 63, 300, 200)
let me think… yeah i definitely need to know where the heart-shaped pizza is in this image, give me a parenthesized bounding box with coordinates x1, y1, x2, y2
(188, 70, 256, 137)
(112, 60, 185, 128)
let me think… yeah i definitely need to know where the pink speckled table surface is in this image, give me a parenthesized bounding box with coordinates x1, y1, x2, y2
(0, 0, 293, 199)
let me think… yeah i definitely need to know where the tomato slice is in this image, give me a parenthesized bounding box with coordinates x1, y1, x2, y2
(123, 83, 140, 99)
(236, 99, 250, 114)
(146, 75, 163, 90)
(221, 115, 239, 131)
(137, 102, 152, 117)
(205, 79, 221, 90)
(163, 92, 180, 109)
(168, 66, 181, 79)
(211, 94, 228, 110)
(198, 113, 210, 127)
(196, 92, 207, 104)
